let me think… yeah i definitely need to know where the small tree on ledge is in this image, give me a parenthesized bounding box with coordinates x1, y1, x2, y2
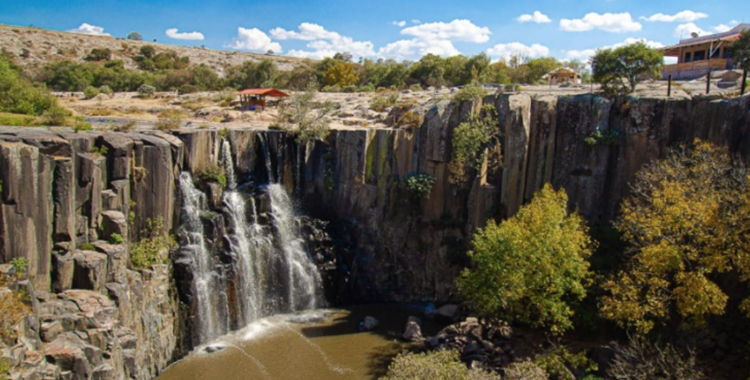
(592, 41, 663, 94)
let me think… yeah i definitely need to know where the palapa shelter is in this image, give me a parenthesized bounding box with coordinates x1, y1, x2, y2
(543, 67, 582, 85)
(658, 24, 750, 80)
(236, 88, 289, 111)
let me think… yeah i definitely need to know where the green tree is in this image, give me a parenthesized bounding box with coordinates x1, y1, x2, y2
(526, 57, 563, 83)
(591, 41, 663, 93)
(449, 104, 499, 184)
(457, 184, 595, 334)
(226, 59, 279, 89)
(126, 31, 142, 41)
(0, 54, 58, 115)
(728, 29, 750, 71)
(601, 140, 750, 335)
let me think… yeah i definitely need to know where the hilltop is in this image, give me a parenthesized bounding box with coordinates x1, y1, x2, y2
(0, 23, 304, 76)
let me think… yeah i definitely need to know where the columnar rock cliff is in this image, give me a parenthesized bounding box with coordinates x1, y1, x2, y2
(0, 93, 749, 379)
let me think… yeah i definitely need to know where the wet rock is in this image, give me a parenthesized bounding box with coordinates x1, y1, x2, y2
(402, 316, 422, 341)
(361, 316, 379, 331)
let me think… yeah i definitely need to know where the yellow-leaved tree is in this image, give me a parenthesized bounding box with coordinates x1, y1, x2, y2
(324, 61, 359, 87)
(456, 184, 594, 334)
(601, 140, 750, 334)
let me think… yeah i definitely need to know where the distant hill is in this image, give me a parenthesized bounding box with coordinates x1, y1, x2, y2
(0, 24, 304, 76)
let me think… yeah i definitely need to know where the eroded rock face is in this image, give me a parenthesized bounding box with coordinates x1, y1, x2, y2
(1, 93, 749, 379)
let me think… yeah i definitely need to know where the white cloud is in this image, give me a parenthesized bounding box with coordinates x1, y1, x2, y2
(270, 23, 374, 60)
(411, 19, 422, 25)
(392, 20, 406, 27)
(378, 39, 460, 61)
(565, 38, 665, 63)
(674, 23, 707, 38)
(165, 28, 204, 41)
(401, 19, 491, 43)
(560, 12, 641, 33)
(640, 10, 708, 23)
(229, 27, 282, 53)
(269, 23, 340, 41)
(714, 20, 739, 33)
(487, 42, 550, 60)
(517, 11, 552, 24)
(68, 23, 110, 36)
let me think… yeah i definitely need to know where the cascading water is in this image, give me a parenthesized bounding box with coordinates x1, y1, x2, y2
(218, 138, 322, 330)
(268, 183, 322, 311)
(178, 172, 221, 343)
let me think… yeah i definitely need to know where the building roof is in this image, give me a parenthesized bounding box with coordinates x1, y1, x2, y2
(236, 88, 289, 97)
(659, 24, 750, 55)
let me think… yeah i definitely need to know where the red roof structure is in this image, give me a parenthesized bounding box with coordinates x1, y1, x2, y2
(236, 88, 289, 97)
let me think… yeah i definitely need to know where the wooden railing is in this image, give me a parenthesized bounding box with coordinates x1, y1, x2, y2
(662, 58, 729, 74)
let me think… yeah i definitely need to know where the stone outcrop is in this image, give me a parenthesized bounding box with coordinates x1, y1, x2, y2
(1, 93, 749, 379)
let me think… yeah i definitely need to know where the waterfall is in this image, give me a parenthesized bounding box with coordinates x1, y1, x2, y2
(219, 138, 321, 329)
(178, 172, 221, 343)
(268, 183, 322, 312)
(258, 134, 275, 183)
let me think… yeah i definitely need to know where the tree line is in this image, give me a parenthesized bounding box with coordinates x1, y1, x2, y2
(7, 44, 594, 95)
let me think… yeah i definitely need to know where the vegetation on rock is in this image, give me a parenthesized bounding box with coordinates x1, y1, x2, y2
(449, 104, 501, 184)
(198, 164, 228, 189)
(276, 82, 334, 145)
(130, 217, 174, 269)
(457, 184, 594, 334)
(380, 350, 500, 380)
(601, 140, 750, 334)
(402, 173, 436, 199)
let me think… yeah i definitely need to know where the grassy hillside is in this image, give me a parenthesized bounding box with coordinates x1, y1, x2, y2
(0, 23, 303, 76)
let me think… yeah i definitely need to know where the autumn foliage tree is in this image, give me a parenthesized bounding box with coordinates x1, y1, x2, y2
(457, 184, 595, 334)
(601, 140, 750, 334)
(324, 61, 359, 87)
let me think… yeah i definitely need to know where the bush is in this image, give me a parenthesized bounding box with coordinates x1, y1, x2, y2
(138, 84, 156, 98)
(41, 106, 70, 126)
(109, 233, 124, 244)
(277, 82, 334, 145)
(402, 173, 435, 199)
(453, 83, 487, 103)
(0, 271, 31, 345)
(155, 109, 183, 130)
(84, 48, 111, 62)
(83, 86, 100, 100)
(0, 54, 58, 116)
(370, 93, 399, 111)
(98, 85, 113, 96)
(198, 164, 227, 188)
(380, 350, 500, 380)
(449, 105, 500, 184)
(503, 361, 549, 380)
(606, 337, 704, 380)
(457, 184, 595, 334)
(130, 217, 173, 269)
(90, 145, 108, 156)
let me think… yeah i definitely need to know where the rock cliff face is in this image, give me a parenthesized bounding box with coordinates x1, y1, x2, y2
(0, 93, 749, 379)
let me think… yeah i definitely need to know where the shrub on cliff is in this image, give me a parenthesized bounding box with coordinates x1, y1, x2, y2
(601, 140, 750, 335)
(457, 184, 595, 334)
(591, 41, 663, 94)
(276, 82, 334, 145)
(449, 104, 501, 184)
(380, 349, 500, 380)
(0, 263, 31, 346)
(130, 217, 174, 269)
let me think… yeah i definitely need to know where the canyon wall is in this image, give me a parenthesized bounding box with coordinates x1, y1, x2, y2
(0, 92, 749, 379)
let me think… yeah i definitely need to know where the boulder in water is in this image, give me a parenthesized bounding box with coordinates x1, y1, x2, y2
(360, 316, 379, 331)
(402, 316, 422, 341)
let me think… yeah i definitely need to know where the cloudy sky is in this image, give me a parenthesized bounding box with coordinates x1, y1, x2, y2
(1, 0, 746, 63)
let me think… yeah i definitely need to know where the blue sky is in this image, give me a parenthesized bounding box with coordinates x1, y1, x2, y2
(1, 0, 747, 62)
